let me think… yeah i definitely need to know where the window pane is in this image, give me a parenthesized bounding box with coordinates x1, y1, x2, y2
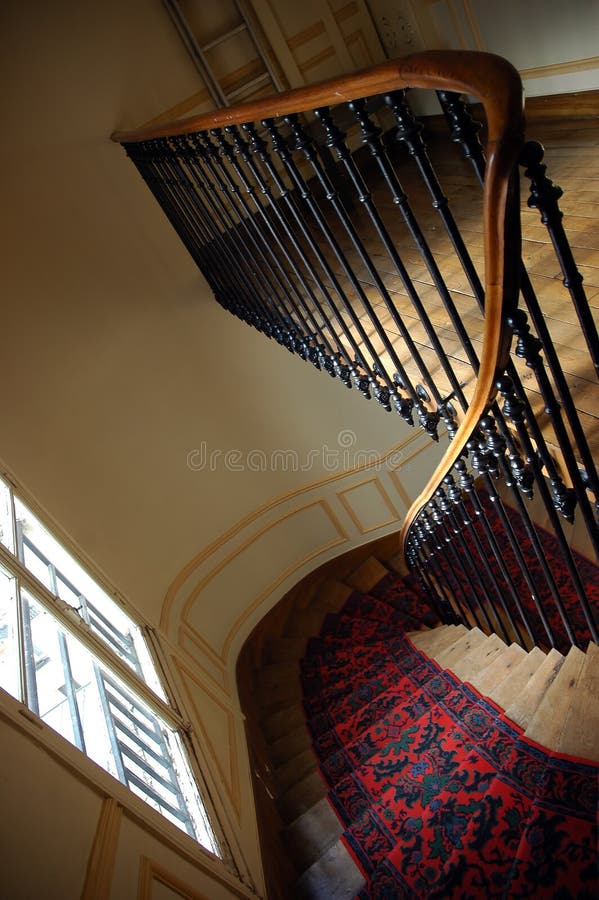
(14, 499, 165, 699)
(21, 591, 218, 854)
(0, 478, 14, 554)
(22, 590, 78, 746)
(0, 567, 20, 699)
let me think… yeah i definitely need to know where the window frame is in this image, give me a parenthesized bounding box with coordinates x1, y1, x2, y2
(0, 471, 230, 867)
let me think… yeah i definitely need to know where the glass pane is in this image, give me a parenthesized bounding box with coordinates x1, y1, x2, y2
(21, 592, 218, 854)
(0, 566, 20, 699)
(14, 499, 165, 699)
(22, 590, 77, 745)
(0, 478, 14, 554)
(168, 730, 220, 855)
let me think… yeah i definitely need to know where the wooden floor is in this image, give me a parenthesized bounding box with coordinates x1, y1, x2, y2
(294, 116, 599, 474)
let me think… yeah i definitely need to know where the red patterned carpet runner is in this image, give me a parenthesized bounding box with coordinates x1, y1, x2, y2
(301, 575, 598, 898)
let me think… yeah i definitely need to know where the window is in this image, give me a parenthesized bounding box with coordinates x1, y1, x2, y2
(0, 476, 219, 855)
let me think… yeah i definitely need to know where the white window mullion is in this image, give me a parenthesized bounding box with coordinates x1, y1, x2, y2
(0, 542, 182, 731)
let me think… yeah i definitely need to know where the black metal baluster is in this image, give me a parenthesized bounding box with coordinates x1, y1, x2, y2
(521, 140, 599, 377)
(409, 540, 459, 624)
(187, 133, 297, 344)
(411, 549, 457, 624)
(385, 90, 483, 365)
(173, 136, 284, 337)
(440, 479, 518, 643)
(437, 92, 599, 514)
(242, 122, 360, 388)
(159, 140, 268, 330)
(427, 500, 490, 631)
(220, 125, 339, 370)
(420, 510, 481, 628)
(197, 131, 302, 350)
(349, 98, 472, 429)
(130, 142, 219, 290)
(282, 112, 437, 432)
(415, 93, 585, 530)
(437, 90, 486, 182)
(314, 105, 461, 436)
(433, 489, 501, 637)
(210, 127, 330, 362)
(139, 139, 264, 331)
(454, 449, 540, 649)
(509, 308, 599, 556)
(476, 418, 557, 647)
(498, 376, 597, 645)
(262, 115, 413, 417)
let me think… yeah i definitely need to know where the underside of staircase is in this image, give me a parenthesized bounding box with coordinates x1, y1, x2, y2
(239, 552, 599, 899)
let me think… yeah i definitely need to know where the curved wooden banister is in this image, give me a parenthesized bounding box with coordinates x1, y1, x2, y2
(115, 51, 528, 594)
(112, 50, 524, 563)
(112, 50, 523, 146)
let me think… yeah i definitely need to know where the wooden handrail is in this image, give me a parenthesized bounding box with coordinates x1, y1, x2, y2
(114, 51, 525, 563)
(112, 50, 522, 146)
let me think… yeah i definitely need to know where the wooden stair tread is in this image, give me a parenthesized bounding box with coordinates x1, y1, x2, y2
(284, 797, 343, 872)
(450, 633, 508, 682)
(262, 703, 306, 741)
(279, 769, 326, 824)
(386, 552, 409, 577)
(524, 646, 586, 749)
(488, 646, 547, 710)
(344, 556, 389, 592)
(434, 627, 486, 669)
(267, 636, 308, 664)
(255, 677, 302, 712)
(270, 724, 312, 768)
(293, 838, 365, 900)
(558, 641, 599, 761)
(276, 747, 318, 792)
(316, 579, 354, 611)
(258, 661, 300, 690)
(410, 624, 466, 656)
(504, 647, 565, 730)
(470, 642, 528, 695)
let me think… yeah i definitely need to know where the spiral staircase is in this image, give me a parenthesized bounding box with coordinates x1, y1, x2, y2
(238, 548, 598, 898)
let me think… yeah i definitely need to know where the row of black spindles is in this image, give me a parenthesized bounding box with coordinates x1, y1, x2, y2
(123, 83, 597, 652)
(437, 91, 599, 536)
(125, 105, 478, 438)
(401, 89, 598, 649)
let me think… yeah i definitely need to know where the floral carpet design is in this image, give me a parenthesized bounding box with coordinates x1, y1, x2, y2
(301, 575, 598, 898)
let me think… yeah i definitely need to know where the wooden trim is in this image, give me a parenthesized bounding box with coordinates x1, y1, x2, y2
(287, 21, 326, 52)
(336, 476, 401, 534)
(462, 0, 486, 51)
(81, 798, 122, 900)
(520, 55, 599, 80)
(299, 46, 336, 77)
(520, 89, 599, 120)
(138, 855, 239, 900)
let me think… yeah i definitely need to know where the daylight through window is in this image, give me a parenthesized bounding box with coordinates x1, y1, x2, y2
(0, 476, 219, 855)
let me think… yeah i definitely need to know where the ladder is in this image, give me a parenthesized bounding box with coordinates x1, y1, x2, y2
(163, 0, 287, 107)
